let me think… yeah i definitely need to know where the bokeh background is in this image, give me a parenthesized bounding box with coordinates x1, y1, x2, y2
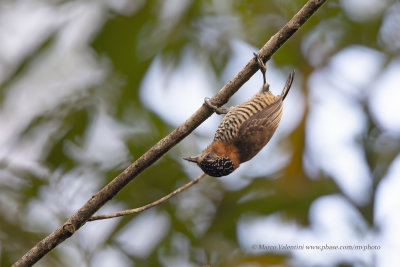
(1, 0, 400, 266)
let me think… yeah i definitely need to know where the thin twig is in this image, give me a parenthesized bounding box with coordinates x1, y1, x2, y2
(13, 1, 328, 266)
(89, 173, 207, 221)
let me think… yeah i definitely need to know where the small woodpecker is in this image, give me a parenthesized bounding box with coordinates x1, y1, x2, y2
(184, 53, 295, 177)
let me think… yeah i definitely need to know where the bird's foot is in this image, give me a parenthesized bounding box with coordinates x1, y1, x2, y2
(204, 97, 229, 115)
(253, 52, 269, 92)
(253, 52, 267, 84)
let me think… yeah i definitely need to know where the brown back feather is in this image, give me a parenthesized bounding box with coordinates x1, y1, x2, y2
(213, 91, 281, 144)
(233, 100, 283, 162)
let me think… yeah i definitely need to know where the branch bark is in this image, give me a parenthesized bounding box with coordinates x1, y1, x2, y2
(13, 0, 327, 266)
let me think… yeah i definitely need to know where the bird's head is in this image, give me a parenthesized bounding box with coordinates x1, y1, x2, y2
(184, 152, 235, 177)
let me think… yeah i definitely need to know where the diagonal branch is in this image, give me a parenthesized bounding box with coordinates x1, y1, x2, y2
(88, 173, 207, 221)
(13, 0, 327, 266)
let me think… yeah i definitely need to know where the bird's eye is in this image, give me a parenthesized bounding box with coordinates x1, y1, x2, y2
(204, 154, 213, 160)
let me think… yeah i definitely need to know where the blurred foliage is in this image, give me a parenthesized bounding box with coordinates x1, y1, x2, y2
(1, 0, 400, 266)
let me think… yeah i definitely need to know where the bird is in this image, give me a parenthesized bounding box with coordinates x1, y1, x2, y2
(184, 53, 295, 177)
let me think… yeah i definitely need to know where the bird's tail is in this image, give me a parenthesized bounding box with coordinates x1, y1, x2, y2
(281, 70, 295, 101)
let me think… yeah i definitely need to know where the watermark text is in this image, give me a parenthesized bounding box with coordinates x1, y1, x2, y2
(251, 243, 381, 252)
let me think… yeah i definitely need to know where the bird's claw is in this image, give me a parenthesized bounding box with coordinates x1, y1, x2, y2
(204, 97, 229, 115)
(253, 52, 267, 86)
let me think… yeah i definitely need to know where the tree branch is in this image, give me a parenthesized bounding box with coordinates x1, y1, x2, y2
(88, 173, 207, 221)
(13, 0, 327, 266)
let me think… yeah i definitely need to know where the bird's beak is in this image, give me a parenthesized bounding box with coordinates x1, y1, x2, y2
(183, 156, 199, 163)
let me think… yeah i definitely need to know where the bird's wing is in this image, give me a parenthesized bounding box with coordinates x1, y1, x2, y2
(233, 100, 283, 162)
